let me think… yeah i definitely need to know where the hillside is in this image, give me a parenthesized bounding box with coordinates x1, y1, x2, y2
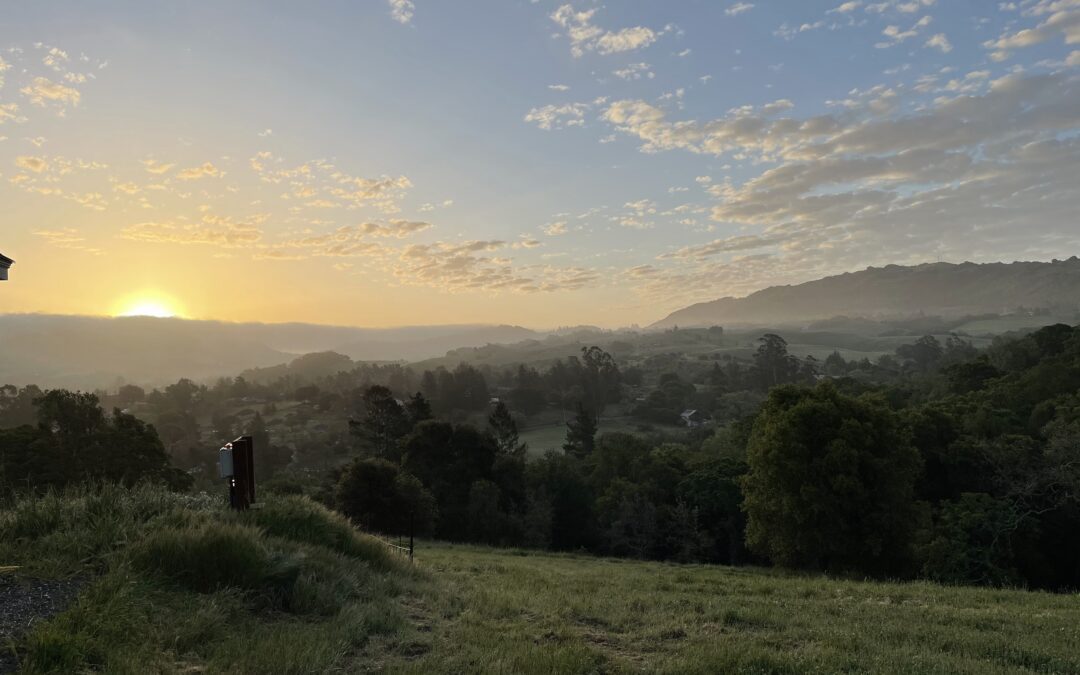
(378, 543, 1080, 673)
(653, 258, 1080, 329)
(7, 490, 1076, 675)
(0, 486, 422, 673)
(0, 315, 540, 389)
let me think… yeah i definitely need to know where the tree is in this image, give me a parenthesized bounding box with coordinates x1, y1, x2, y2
(349, 385, 409, 460)
(401, 421, 499, 540)
(336, 457, 437, 535)
(580, 346, 622, 414)
(0, 389, 190, 495)
(563, 403, 597, 459)
(896, 335, 944, 373)
(742, 382, 923, 576)
(823, 350, 848, 377)
(488, 400, 525, 456)
(920, 493, 1021, 586)
(527, 451, 595, 550)
(115, 384, 146, 408)
(753, 334, 799, 390)
(405, 392, 433, 426)
(248, 412, 291, 481)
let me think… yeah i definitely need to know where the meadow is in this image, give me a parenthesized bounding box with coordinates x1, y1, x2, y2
(375, 542, 1080, 674)
(3, 489, 1079, 674)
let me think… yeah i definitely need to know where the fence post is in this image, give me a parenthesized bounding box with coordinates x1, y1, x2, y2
(409, 509, 415, 563)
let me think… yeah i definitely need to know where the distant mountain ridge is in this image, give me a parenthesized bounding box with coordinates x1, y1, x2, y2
(652, 258, 1080, 329)
(0, 315, 541, 389)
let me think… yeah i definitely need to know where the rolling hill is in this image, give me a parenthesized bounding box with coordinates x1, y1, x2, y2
(652, 258, 1080, 329)
(0, 314, 540, 389)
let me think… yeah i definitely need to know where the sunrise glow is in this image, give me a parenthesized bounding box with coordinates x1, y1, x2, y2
(115, 297, 182, 319)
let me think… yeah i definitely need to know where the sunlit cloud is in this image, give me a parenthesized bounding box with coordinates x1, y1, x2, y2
(388, 0, 415, 24)
(550, 4, 667, 57)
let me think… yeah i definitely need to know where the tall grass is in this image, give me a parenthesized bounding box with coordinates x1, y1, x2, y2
(1, 484, 420, 673)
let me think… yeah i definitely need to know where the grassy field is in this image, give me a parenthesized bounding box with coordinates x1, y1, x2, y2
(0, 486, 426, 674)
(6, 491, 1080, 674)
(373, 542, 1080, 674)
(519, 416, 683, 455)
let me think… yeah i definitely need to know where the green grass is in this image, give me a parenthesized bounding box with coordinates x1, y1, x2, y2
(372, 542, 1080, 674)
(520, 416, 683, 455)
(0, 484, 422, 673)
(7, 489, 1080, 673)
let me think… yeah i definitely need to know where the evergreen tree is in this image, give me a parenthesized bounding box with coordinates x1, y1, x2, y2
(349, 385, 409, 460)
(488, 400, 525, 456)
(405, 392, 433, 426)
(563, 403, 597, 459)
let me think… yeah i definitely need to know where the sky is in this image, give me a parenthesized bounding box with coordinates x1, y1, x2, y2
(0, 0, 1077, 328)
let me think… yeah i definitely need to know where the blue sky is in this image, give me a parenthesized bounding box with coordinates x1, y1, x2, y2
(0, 0, 1078, 327)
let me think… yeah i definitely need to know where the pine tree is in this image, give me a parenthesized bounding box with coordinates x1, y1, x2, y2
(488, 400, 525, 456)
(563, 403, 597, 459)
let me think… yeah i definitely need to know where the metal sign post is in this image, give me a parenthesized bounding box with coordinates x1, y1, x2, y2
(218, 435, 255, 510)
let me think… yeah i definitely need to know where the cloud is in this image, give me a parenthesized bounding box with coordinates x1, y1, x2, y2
(15, 155, 47, 173)
(388, 0, 415, 24)
(33, 227, 104, 255)
(601, 96, 803, 157)
(542, 221, 568, 236)
(926, 33, 953, 52)
(176, 162, 223, 180)
(122, 214, 266, 247)
(599, 72, 1080, 307)
(612, 62, 654, 80)
(828, 1, 862, 13)
(875, 15, 931, 48)
(548, 84, 571, 91)
(360, 219, 432, 238)
(725, 3, 755, 17)
(143, 159, 175, 174)
(0, 102, 21, 124)
(391, 239, 598, 293)
(20, 76, 80, 110)
(982, 0, 1080, 61)
(248, 152, 412, 212)
(550, 4, 665, 57)
(524, 102, 591, 130)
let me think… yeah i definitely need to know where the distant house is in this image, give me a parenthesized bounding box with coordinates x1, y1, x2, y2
(680, 409, 704, 428)
(0, 252, 12, 281)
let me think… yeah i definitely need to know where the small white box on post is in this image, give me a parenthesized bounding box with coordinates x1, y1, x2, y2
(218, 445, 234, 479)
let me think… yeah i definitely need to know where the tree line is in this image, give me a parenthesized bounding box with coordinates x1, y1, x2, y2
(2, 328, 1079, 589)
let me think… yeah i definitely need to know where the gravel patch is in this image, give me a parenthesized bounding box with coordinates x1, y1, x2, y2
(0, 575, 84, 673)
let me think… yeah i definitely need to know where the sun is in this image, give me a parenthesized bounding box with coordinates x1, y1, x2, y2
(114, 294, 185, 319)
